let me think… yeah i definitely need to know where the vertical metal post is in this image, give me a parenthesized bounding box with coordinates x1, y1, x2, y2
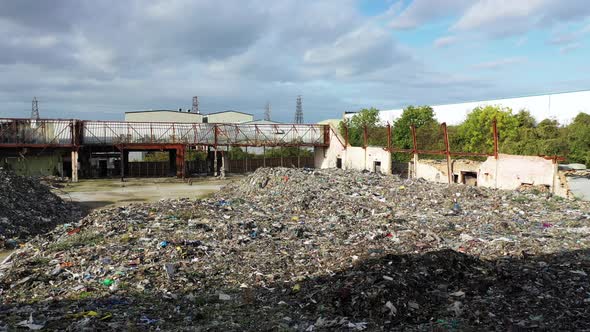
(213, 147, 218, 177)
(120, 147, 125, 181)
(172, 123, 176, 143)
(387, 123, 392, 151)
(344, 123, 348, 149)
(411, 125, 418, 154)
(411, 125, 418, 178)
(492, 119, 499, 159)
(220, 150, 225, 178)
(244, 146, 248, 173)
(214, 124, 218, 148)
(442, 123, 452, 184)
(363, 125, 368, 149)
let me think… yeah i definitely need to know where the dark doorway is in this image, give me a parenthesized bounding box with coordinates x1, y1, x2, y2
(336, 158, 342, 169)
(63, 161, 72, 178)
(98, 160, 107, 177)
(373, 161, 381, 173)
(461, 171, 477, 186)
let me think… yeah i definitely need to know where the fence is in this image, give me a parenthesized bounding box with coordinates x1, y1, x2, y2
(109, 156, 316, 178)
(341, 122, 500, 159)
(226, 156, 314, 173)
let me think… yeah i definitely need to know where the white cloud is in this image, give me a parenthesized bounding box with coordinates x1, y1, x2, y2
(390, 0, 472, 29)
(560, 43, 582, 54)
(433, 35, 458, 48)
(453, 1, 545, 32)
(471, 57, 527, 70)
(451, 0, 590, 37)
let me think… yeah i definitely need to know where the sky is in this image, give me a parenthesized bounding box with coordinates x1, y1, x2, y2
(0, 0, 589, 123)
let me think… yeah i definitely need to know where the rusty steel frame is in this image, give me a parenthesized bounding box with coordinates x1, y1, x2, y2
(0, 118, 329, 149)
(347, 120, 544, 161)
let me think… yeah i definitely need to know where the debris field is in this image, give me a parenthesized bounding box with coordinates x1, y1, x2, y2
(0, 168, 82, 248)
(1, 167, 589, 331)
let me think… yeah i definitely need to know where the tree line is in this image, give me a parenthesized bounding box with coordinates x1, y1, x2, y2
(340, 106, 590, 166)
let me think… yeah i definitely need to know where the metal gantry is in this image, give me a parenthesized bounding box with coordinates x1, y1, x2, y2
(0, 118, 330, 148)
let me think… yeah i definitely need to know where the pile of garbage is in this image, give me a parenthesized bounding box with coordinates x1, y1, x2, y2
(0, 168, 82, 247)
(1, 168, 589, 330)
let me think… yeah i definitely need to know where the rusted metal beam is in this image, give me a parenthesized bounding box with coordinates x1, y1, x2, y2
(410, 125, 418, 154)
(492, 119, 499, 159)
(387, 123, 392, 151)
(344, 123, 348, 149)
(442, 122, 452, 184)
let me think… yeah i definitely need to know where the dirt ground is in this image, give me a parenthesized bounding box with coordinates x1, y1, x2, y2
(54, 176, 236, 210)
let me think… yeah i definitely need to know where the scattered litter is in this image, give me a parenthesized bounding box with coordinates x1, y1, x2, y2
(0, 168, 82, 246)
(1, 167, 589, 330)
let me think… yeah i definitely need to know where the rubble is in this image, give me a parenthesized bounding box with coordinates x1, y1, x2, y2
(0, 168, 82, 246)
(1, 167, 590, 330)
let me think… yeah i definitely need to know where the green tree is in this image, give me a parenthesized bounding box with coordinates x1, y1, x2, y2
(144, 151, 169, 162)
(339, 107, 384, 147)
(392, 105, 437, 150)
(456, 105, 519, 154)
(264, 147, 312, 158)
(503, 110, 538, 155)
(228, 147, 252, 160)
(567, 112, 590, 166)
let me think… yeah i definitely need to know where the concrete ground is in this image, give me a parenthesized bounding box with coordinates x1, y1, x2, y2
(55, 176, 236, 210)
(1, 176, 238, 261)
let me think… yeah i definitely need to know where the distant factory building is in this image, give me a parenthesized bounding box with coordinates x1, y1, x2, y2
(124, 109, 253, 124)
(243, 119, 282, 125)
(346, 89, 590, 125)
(125, 109, 203, 123)
(204, 110, 253, 123)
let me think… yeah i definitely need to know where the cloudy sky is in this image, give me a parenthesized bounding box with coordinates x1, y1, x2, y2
(1, 0, 589, 122)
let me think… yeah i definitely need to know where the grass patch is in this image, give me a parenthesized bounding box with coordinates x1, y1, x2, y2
(512, 196, 531, 204)
(48, 231, 104, 252)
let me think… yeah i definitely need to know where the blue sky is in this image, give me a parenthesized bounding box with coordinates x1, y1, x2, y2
(0, 0, 589, 122)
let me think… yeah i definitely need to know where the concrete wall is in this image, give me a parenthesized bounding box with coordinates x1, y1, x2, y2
(314, 125, 391, 174)
(206, 111, 253, 123)
(1, 154, 64, 177)
(414, 154, 559, 192)
(415, 159, 482, 184)
(125, 111, 203, 123)
(415, 161, 447, 184)
(479, 154, 555, 190)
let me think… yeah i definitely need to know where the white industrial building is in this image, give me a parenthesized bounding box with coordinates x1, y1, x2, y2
(346, 89, 590, 125)
(125, 109, 253, 124)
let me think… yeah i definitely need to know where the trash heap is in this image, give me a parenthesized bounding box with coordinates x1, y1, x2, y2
(0, 168, 82, 247)
(1, 167, 590, 331)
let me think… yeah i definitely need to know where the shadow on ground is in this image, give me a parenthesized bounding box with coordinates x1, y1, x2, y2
(1, 248, 589, 331)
